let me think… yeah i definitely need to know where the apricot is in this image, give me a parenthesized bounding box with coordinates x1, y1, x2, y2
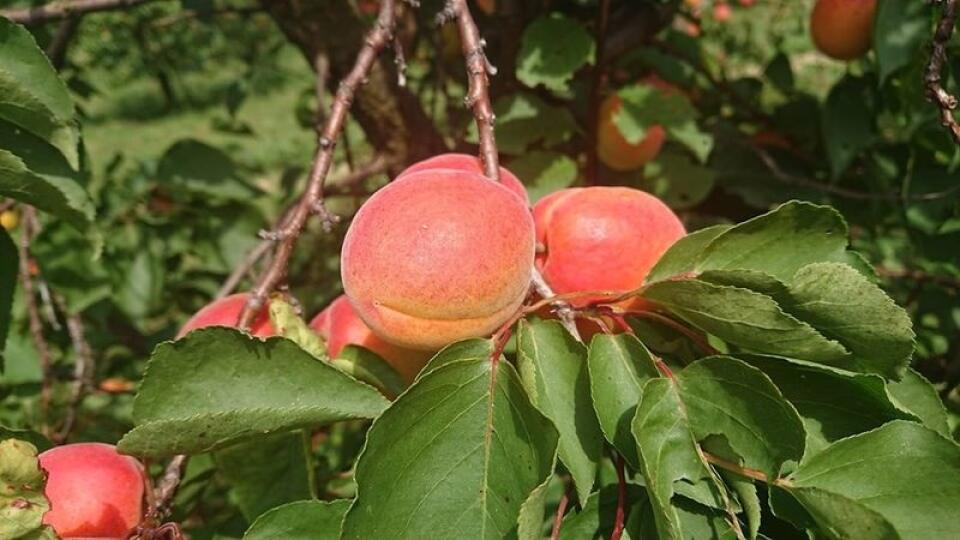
(810, 0, 876, 61)
(39, 443, 146, 539)
(341, 169, 535, 350)
(596, 81, 678, 171)
(713, 2, 732, 22)
(533, 187, 685, 308)
(397, 153, 529, 204)
(0, 209, 18, 230)
(177, 292, 274, 338)
(310, 295, 433, 383)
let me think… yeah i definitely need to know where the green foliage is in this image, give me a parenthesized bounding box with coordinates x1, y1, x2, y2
(244, 499, 350, 540)
(517, 14, 595, 94)
(0, 439, 51, 540)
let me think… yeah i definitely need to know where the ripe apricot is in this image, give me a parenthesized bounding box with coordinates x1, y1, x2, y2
(310, 295, 433, 383)
(341, 169, 535, 350)
(39, 443, 146, 539)
(713, 2, 732, 22)
(810, 0, 876, 61)
(177, 293, 274, 338)
(597, 82, 675, 171)
(533, 187, 685, 308)
(397, 153, 529, 204)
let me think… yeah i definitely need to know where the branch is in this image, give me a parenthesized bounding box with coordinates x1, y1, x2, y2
(53, 294, 95, 444)
(438, 0, 500, 181)
(238, 0, 399, 329)
(46, 14, 82, 69)
(877, 267, 960, 291)
(0, 0, 162, 24)
(549, 482, 571, 540)
(17, 207, 52, 433)
(925, 0, 960, 145)
(611, 453, 627, 540)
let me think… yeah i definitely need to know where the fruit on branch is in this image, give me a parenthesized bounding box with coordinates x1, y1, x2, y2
(533, 187, 685, 308)
(398, 153, 529, 204)
(597, 78, 680, 171)
(1, 209, 18, 230)
(310, 295, 433, 383)
(39, 443, 147, 539)
(177, 293, 274, 338)
(810, 0, 876, 61)
(341, 169, 536, 350)
(713, 2, 732, 22)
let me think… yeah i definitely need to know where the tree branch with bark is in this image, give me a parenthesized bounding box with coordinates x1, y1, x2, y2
(926, 0, 960, 144)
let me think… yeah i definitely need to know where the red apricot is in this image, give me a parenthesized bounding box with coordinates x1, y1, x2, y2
(177, 293, 274, 339)
(713, 2, 732, 22)
(397, 153, 529, 204)
(341, 169, 535, 350)
(39, 443, 146, 539)
(533, 187, 685, 308)
(810, 0, 876, 61)
(597, 84, 672, 171)
(310, 295, 433, 383)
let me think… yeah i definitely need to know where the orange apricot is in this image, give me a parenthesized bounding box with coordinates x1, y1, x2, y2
(397, 153, 529, 204)
(39, 443, 146, 539)
(341, 169, 535, 350)
(177, 293, 274, 339)
(810, 0, 876, 61)
(597, 88, 669, 171)
(533, 187, 685, 308)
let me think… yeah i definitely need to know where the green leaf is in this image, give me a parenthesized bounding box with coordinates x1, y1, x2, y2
(737, 355, 912, 458)
(725, 474, 760, 540)
(560, 484, 647, 539)
(341, 347, 559, 539)
(647, 225, 732, 283)
(586, 333, 660, 467)
(631, 378, 724, 539)
(0, 428, 50, 452)
(886, 368, 950, 437)
(507, 151, 577, 203)
(776, 487, 898, 540)
(516, 14, 595, 93)
(642, 279, 849, 363)
(118, 328, 389, 457)
(0, 149, 94, 231)
(157, 139, 260, 201)
(784, 262, 914, 379)
(475, 94, 578, 155)
(786, 421, 960, 538)
(617, 86, 713, 162)
(0, 228, 15, 370)
(419, 338, 493, 378)
(517, 320, 602, 503)
(516, 475, 552, 540)
(632, 495, 740, 540)
(0, 18, 79, 168)
(0, 439, 50, 540)
(244, 499, 350, 540)
(764, 52, 794, 93)
(822, 76, 875, 178)
(331, 346, 406, 400)
(874, 1, 931, 82)
(214, 431, 315, 522)
(694, 201, 849, 282)
(677, 356, 805, 478)
(643, 150, 716, 209)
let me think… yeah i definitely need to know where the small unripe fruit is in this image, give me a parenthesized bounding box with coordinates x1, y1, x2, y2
(342, 169, 535, 350)
(397, 153, 529, 204)
(39, 443, 146, 539)
(810, 0, 876, 61)
(178, 293, 274, 338)
(310, 295, 433, 383)
(1, 209, 19, 230)
(533, 187, 685, 308)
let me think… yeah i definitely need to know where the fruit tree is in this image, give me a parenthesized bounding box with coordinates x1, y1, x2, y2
(1, 0, 959, 539)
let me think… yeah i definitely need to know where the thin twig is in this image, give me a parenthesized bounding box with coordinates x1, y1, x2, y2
(238, 0, 399, 329)
(877, 267, 960, 291)
(585, 0, 611, 186)
(46, 14, 82, 69)
(611, 453, 628, 540)
(53, 294, 94, 444)
(145, 455, 188, 527)
(925, 0, 960, 144)
(216, 239, 274, 300)
(438, 0, 500, 181)
(702, 452, 793, 488)
(0, 0, 161, 24)
(17, 207, 52, 433)
(623, 310, 718, 356)
(550, 483, 571, 540)
(746, 141, 960, 202)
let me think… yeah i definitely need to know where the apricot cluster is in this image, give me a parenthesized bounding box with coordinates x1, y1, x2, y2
(177, 154, 684, 384)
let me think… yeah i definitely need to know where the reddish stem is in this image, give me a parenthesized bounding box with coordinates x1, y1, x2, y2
(550, 485, 571, 540)
(611, 453, 627, 540)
